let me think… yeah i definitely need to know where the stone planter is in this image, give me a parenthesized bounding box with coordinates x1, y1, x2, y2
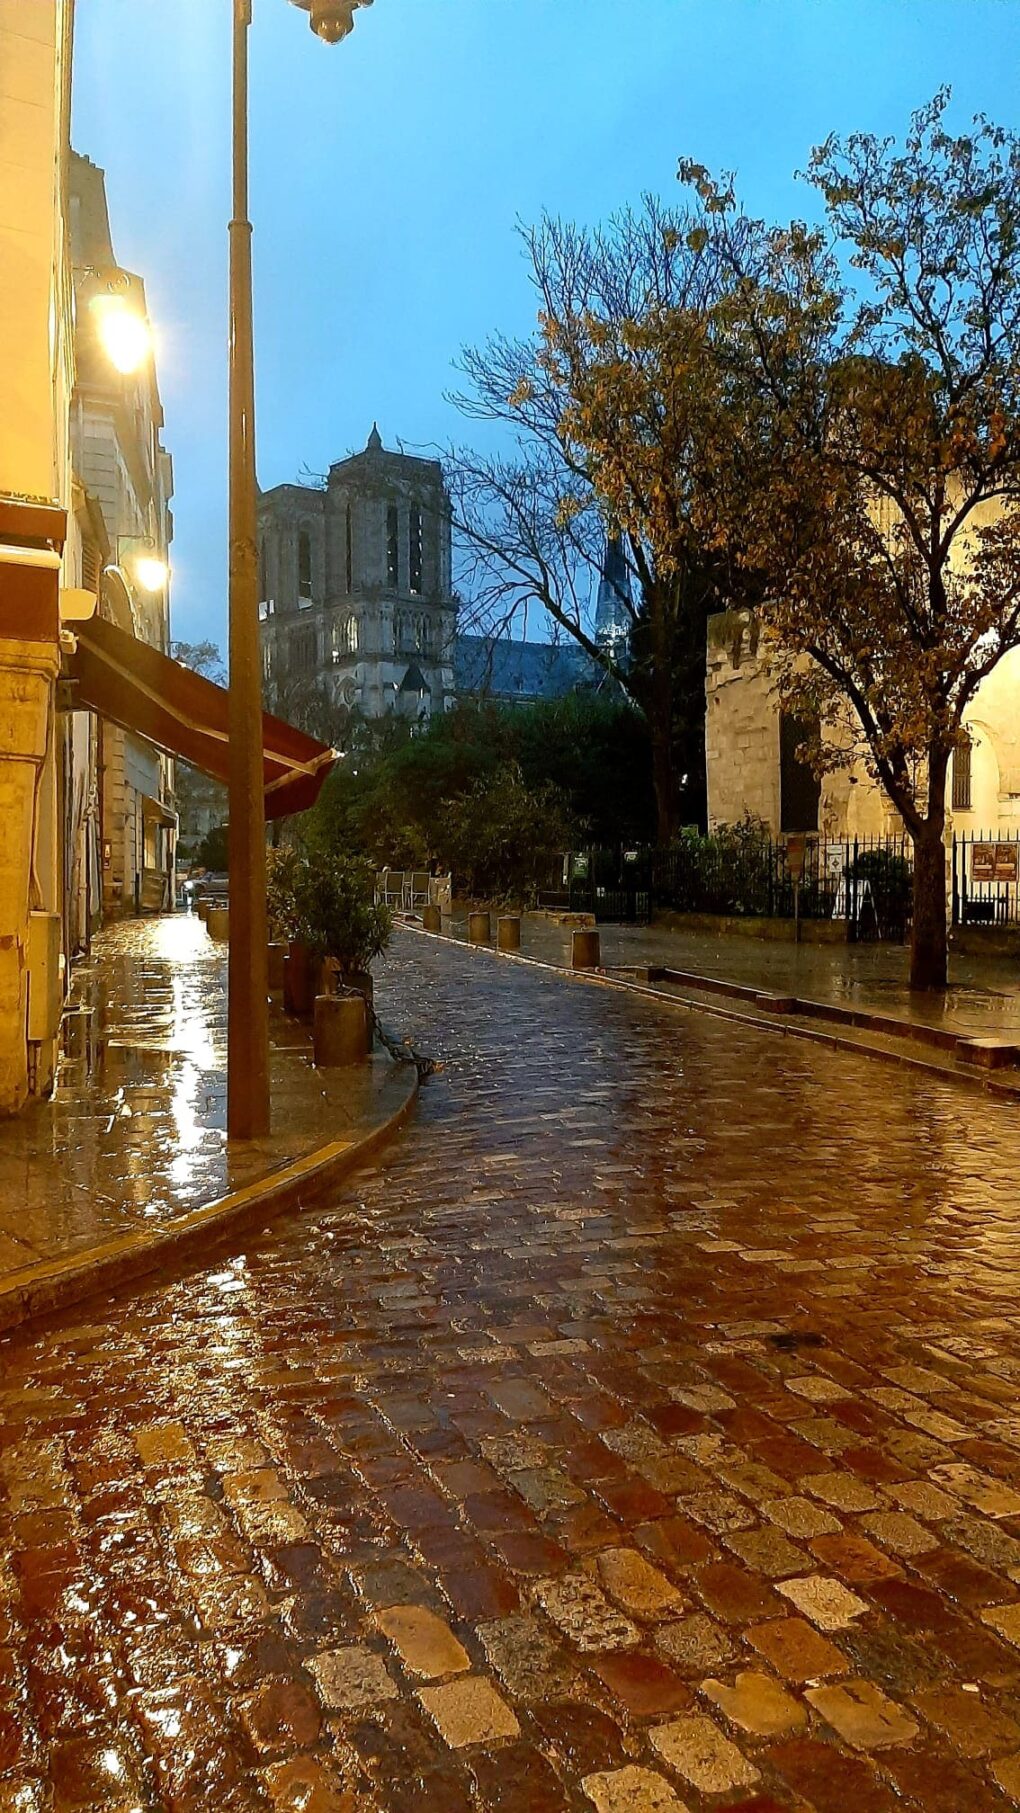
(571, 928, 601, 970)
(343, 969, 374, 1005)
(313, 992, 369, 1067)
(267, 942, 286, 991)
(283, 941, 314, 1016)
(207, 905, 229, 942)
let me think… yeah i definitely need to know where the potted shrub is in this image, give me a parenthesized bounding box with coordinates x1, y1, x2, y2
(294, 851, 391, 1066)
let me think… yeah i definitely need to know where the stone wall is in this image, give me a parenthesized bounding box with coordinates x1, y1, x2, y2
(705, 612, 781, 830)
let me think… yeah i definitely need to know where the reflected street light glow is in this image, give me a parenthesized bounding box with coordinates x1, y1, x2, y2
(90, 293, 152, 374)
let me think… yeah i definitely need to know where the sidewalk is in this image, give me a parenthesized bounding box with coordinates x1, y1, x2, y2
(0, 915, 415, 1315)
(448, 911, 1020, 1044)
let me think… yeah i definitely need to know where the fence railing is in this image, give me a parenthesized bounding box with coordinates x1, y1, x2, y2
(538, 835, 915, 940)
(952, 832, 1020, 928)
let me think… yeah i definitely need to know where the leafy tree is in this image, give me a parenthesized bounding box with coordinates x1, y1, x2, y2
(196, 823, 228, 871)
(301, 695, 653, 878)
(170, 639, 225, 685)
(448, 200, 761, 841)
(685, 92, 1020, 989)
(443, 764, 576, 902)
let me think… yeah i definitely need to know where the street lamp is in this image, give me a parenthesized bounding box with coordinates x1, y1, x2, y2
(290, 0, 373, 42)
(76, 268, 153, 375)
(116, 535, 169, 595)
(228, 0, 371, 1140)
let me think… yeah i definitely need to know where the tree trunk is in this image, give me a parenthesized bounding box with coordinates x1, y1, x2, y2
(910, 804, 948, 993)
(651, 738, 677, 845)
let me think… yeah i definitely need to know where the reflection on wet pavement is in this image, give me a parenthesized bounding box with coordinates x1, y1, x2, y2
(443, 912, 1020, 1041)
(3, 932, 1020, 1808)
(0, 916, 405, 1284)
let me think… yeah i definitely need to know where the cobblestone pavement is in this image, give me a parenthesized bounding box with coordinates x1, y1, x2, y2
(0, 917, 403, 1282)
(5, 931, 1020, 1811)
(444, 911, 1020, 1040)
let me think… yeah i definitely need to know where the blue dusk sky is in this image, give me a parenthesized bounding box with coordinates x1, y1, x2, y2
(73, 0, 1020, 647)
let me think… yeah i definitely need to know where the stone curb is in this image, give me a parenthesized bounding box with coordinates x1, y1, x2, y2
(0, 1061, 418, 1337)
(403, 920, 1020, 1104)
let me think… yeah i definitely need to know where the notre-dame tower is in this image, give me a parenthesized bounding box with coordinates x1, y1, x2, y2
(258, 425, 457, 723)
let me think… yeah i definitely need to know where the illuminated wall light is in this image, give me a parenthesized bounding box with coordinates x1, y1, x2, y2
(90, 293, 152, 375)
(133, 554, 169, 593)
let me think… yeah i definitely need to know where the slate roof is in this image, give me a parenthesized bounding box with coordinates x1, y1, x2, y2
(454, 635, 593, 702)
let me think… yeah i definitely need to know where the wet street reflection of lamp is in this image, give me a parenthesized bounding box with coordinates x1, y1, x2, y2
(228, 0, 374, 1140)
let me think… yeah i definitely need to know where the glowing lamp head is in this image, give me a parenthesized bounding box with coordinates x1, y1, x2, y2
(290, 0, 373, 44)
(132, 554, 169, 594)
(91, 293, 152, 375)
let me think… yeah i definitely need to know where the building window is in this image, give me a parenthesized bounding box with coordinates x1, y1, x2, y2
(298, 530, 313, 601)
(345, 503, 353, 595)
(332, 615, 358, 661)
(290, 627, 317, 673)
(409, 504, 423, 595)
(779, 713, 821, 834)
(259, 538, 269, 604)
(952, 737, 972, 811)
(387, 505, 399, 590)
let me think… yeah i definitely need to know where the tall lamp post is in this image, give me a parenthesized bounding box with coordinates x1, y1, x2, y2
(227, 0, 373, 1140)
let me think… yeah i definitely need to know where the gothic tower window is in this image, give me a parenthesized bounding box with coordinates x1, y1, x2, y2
(290, 626, 317, 672)
(259, 538, 268, 604)
(386, 504, 399, 590)
(345, 503, 353, 595)
(298, 530, 313, 601)
(952, 737, 972, 811)
(409, 504, 423, 595)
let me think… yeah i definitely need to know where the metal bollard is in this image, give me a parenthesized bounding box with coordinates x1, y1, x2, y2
(422, 905, 442, 933)
(497, 915, 521, 952)
(571, 928, 601, 969)
(468, 910, 492, 944)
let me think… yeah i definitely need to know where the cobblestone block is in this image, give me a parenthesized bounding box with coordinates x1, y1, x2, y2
(418, 1676, 520, 1748)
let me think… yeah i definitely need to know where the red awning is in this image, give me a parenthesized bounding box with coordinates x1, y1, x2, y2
(68, 613, 336, 820)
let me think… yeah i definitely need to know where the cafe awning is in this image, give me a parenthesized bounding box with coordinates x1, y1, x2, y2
(67, 613, 336, 820)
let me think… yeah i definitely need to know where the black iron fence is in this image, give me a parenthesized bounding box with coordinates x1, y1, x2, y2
(952, 832, 1020, 928)
(538, 834, 914, 941)
(539, 829, 1020, 940)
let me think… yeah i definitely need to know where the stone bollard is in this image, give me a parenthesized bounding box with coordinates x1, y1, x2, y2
(284, 941, 314, 1016)
(571, 928, 601, 970)
(207, 905, 229, 941)
(468, 910, 491, 945)
(422, 904, 442, 933)
(497, 915, 521, 952)
(313, 992, 369, 1067)
(267, 942, 286, 991)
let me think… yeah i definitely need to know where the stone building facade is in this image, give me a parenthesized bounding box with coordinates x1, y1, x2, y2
(706, 608, 1020, 843)
(0, 0, 77, 1111)
(70, 152, 176, 920)
(258, 428, 456, 724)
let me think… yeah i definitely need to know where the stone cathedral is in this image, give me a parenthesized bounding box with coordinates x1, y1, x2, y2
(258, 426, 457, 723)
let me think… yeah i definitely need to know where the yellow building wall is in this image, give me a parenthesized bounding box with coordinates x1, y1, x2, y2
(0, 0, 75, 1112)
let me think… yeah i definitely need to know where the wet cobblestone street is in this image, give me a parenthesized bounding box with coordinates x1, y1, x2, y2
(5, 929, 1020, 1811)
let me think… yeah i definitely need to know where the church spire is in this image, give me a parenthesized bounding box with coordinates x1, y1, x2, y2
(366, 422, 383, 452)
(595, 531, 632, 660)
